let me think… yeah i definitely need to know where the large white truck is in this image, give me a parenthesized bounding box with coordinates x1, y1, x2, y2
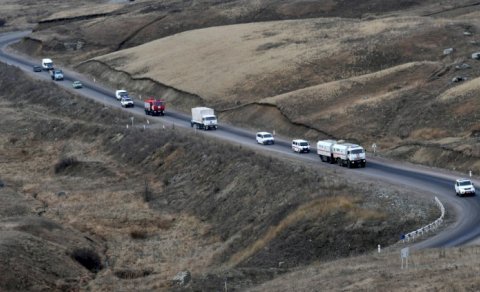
(317, 140, 366, 168)
(42, 58, 54, 71)
(191, 107, 218, 130)
(317, 140, 337, 163)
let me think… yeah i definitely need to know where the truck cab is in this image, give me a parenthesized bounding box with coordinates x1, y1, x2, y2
(42, 58, 54, 71)
(332, 143, 366, 168)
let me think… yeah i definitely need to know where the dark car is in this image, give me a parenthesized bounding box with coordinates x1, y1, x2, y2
(33, 65, 42, 72)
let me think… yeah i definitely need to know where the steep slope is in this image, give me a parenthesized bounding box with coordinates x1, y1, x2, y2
(0, 62, 437, 290)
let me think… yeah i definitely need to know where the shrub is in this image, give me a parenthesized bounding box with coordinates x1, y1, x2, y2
(0, 19, 6, 27)
(115, 269, 152, 279)
(54, 157, 79, 173)
(130, 229, 149, 239)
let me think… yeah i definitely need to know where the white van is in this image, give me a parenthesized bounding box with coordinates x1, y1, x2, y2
(42, 58, 54, 71)
(256, 132, 274, 145)
(292, 139, 310, 153)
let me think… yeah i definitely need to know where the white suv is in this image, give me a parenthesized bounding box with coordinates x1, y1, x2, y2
(256, 132, 275, 145)
(292, 139, 310, 153)
(455, 179, 476, 197)
(120, 97, 134, 108)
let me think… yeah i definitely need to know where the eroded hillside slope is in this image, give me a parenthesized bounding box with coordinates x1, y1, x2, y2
(0, 63, 437, 290)
(81, 15, 480, 173)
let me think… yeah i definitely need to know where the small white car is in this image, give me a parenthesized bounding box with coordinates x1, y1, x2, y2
(120, 97, 134, 108)
(115, 89, 129, 100)
(292, 139, 310, 153)
(256, 132, 275, 145)
(455, 179, 476, 197)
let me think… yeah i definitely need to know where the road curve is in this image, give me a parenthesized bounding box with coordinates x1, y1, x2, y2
(1, 31, 479, 249)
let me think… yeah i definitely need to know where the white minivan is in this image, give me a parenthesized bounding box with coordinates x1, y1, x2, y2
(256, 132, 275, 145)
(292, 139, 310, 153)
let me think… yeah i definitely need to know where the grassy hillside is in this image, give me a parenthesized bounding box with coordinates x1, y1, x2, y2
(81, 14, 480, 173)
(0, 63, 437, 290)
(8, 0, 480, 173)
(248, 245, 480, 291)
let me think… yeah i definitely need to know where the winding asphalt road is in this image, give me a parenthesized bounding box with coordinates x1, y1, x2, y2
(1, 31, 479, 249)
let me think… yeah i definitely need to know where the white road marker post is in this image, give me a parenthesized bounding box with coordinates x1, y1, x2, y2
(470, 170, 473, 177)
(378, 244, 381, 253)
(401, 247, 409, 269)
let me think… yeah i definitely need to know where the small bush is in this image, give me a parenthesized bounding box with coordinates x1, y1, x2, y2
(0, 19, 6, 27)
(54, 157, 79, 173)
(71, 248, 103, 273)
(115, 269, 152, 279)
(130, 229, 149, 239)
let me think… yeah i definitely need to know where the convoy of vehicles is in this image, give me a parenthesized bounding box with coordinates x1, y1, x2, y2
(144, 97, 165, 115)
(292, 139, 310, 153)
(455, 179, 476, 196)
(191, 107, 217, 130)
(317, 140, 366, 168)
(256, 132, 275, 145)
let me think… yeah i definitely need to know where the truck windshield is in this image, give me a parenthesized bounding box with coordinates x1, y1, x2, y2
(154, 101, 163, 106)
(460, 181, 473, 186)
(300, 142, 309, 146)
(205, 117, 216, 121)
(351, 149, 364, 154)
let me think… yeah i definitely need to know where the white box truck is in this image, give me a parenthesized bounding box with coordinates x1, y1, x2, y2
(317, 139, 337, 163)
(317, 140, 366, 168)
(191, 107, 218, 130)
(42, 58, 54, 71)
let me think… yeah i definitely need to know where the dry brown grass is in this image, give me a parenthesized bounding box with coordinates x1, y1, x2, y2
(227, 196, 386, 268)
(438, 76, 480, 101)
(94, 16, 436, 105)
(0, 63, 441, 291)
(44, 3, 124, 21)
(248, 246, 480, 291)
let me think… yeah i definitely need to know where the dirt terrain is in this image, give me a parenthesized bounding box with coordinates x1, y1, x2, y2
(0, 62, 438, 291)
